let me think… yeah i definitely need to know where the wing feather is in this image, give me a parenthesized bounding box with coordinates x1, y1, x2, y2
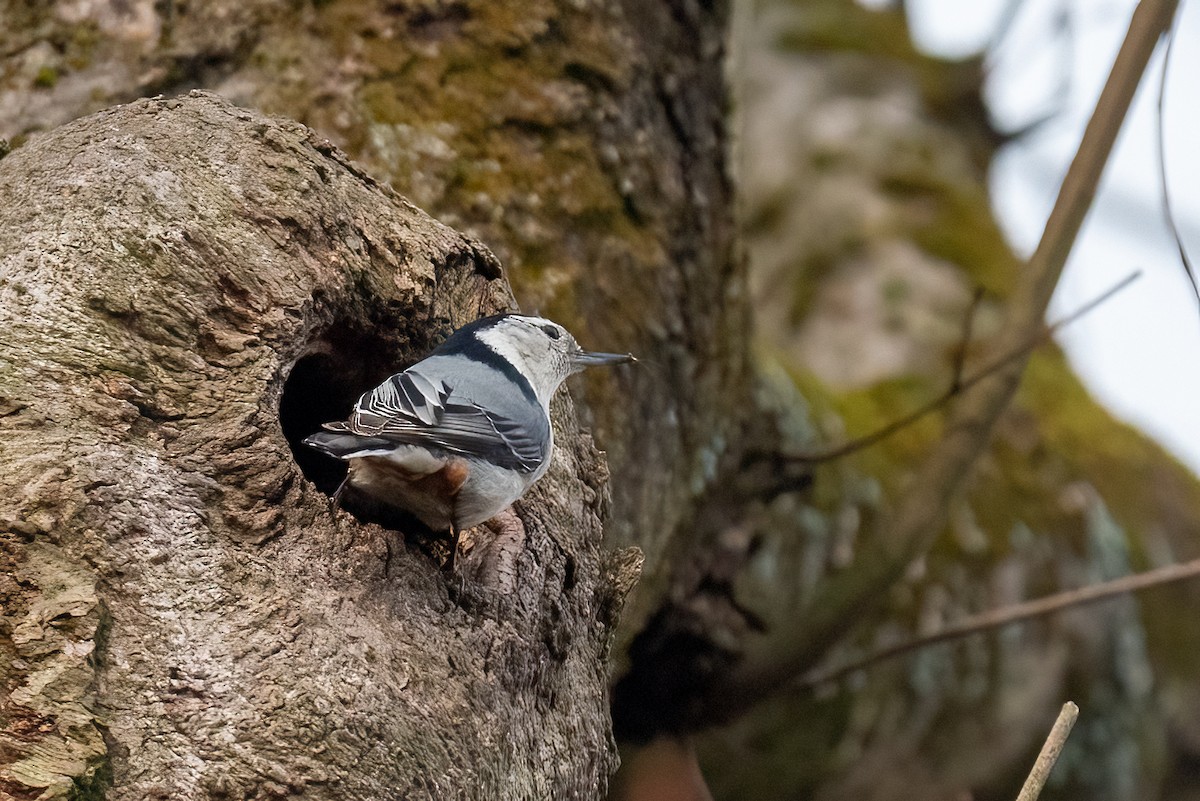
(338, 367, 546, 472)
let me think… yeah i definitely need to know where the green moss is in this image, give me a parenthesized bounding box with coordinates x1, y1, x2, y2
(879, 167, 1016, 297)
(1017, 353, 1200, 680)
(778, 363, 945, 518)
(359, 81, 408, 126)
(65, 23, 100, 71)
(34, 66, 59, 88)
(881, 275, 910, 307)
(836, 376, 943, 462)
(777, 336, 1200, 572)
(776, 0, 919, 65)
(332, 0, 658, 311)
(778, 0, 989, 144)
(1021, 349, 1200, 539)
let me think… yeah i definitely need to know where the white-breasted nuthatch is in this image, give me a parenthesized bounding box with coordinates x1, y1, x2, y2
(304, 314, 633, 548)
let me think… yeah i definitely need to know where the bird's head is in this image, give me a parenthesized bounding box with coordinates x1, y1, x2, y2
(456, 314, 634, 406)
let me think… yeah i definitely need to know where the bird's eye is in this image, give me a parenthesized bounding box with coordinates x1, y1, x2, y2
(541, 324, 561, 340)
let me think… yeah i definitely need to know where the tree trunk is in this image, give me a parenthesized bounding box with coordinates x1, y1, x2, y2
(2, 2, 740, 796)
(0, 0, 745, 639)
(3, 0, 750, 721)
(0, 92, 637, 800)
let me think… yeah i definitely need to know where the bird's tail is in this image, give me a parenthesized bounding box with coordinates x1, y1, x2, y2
(303, 430, 397, 460)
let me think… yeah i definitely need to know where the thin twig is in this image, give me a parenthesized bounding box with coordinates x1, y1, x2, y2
(790, 271, 1139, 463)
(1016, 702, 1079, 801)
(1154, 6, 1198, 307)
(951, 286, 986, 392)
(799, 556, 1200, 689)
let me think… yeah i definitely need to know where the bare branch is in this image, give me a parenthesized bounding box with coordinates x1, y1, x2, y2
(798, 556, 1200, 689)
(1017, 702, 1079, 801)
(1155, 10, 1199, 308)
(790, 272, 1139, 464)
(951, 286, 986, 392)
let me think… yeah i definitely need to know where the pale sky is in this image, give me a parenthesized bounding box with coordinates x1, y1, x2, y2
(901, 0, 1200, 474)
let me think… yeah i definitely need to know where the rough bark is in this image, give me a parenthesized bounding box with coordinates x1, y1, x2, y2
(0, 0, 745, 652)
(0, 92, 636, 800)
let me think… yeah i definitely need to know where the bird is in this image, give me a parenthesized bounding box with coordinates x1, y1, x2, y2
(303, 313, 634, 564)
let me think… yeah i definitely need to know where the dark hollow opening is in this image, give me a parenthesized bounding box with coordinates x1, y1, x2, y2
(280, 351, 358, 496)
(279, 320, 421, 496)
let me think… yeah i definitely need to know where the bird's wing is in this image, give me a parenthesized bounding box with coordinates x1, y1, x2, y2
(328, 368, 547, 472)
(355, 369, 452, 426)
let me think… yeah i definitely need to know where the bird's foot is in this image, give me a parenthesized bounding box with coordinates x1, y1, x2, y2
(458, 508, 525, 594)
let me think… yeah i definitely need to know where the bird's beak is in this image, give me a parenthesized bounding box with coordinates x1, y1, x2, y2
(571, 349, 636, 370)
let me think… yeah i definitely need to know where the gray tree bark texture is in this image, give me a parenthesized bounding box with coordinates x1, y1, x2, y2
(1, 2, 743, 797)
(0, 92, 640, 800)
(0, 0, 745, 643)
(0, 0, 747, 737)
